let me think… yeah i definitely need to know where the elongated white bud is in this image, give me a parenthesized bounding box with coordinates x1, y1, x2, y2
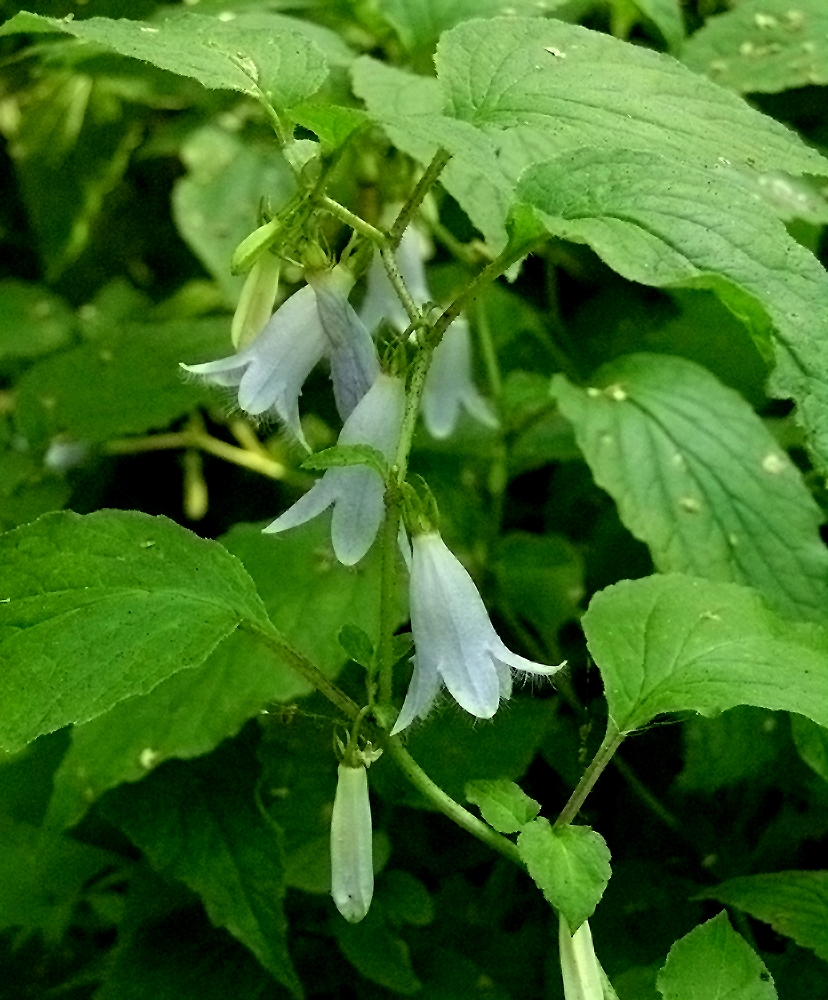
(559, 915, 603, 1000)
(330, 762, 373, 922)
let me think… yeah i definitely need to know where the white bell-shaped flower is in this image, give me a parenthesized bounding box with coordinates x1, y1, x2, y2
(359, 229, 495, 439)
(392, 532, 563, 734)
(330, 762, 374, 923)
(264, 373, 405, 565)
(421, 317, 498, 439)
(181, 266, 378, 448)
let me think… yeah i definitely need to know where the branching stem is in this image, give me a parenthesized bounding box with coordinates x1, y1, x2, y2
(389, 148, 451, 248)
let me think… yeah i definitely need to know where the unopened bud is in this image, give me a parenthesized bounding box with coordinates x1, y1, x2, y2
(231, 254, 281, 349)
(330, 762, 374, 923)
(230, 218, 282, 275)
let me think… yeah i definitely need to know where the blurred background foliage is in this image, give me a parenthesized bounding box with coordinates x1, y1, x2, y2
(1, 1, 827, 997)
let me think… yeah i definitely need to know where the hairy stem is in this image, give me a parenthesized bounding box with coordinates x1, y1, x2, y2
(321, 195, 387, 245)
(555, 725, 625, 828)
(389, 148, 451, 248)
(376, 496, 402, 711)
(384, 735, 524, 867)
(380, 246, 421, 327)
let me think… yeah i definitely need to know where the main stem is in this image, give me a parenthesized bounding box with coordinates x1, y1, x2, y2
(555, 725, 625, 828)
(389, 148, 451, 248)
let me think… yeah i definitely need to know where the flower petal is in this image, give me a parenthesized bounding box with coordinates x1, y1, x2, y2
(359, 227, 431, 334)
(391, 655, 442, 735)
(422, 318, 497, 439)
(262, 474, 339, 535)
(330, 763, 374, 923)
(330, 467, 385, 565)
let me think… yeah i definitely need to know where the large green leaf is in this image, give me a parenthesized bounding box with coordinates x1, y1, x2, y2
(15, 317, 229, 446)
(681, 0, 828, 95)
(657, 912, 776, 999)
(0, 281, 75, 362)
(0, 11, 328, 109)
(582, 574, 828, 735)
(790, 715, 828, 783)
(517, 819, 611, 931)
(101, 739, 302, 998)
(518, 150, 828, 468)
(0, 510, 270, 753)
(700, 872, 828, 963)
(552, 354, 828, 623)
(44, 517, 386, 832)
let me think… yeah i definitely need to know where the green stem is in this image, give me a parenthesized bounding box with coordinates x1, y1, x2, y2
(474, 302, 503, 400)
(384, 735, 524, 867)
(320, 196, 387, 245)
(389, 148, 451, 248)
(244, 622, 361, 722)
(257, 94, 293, 151)
(555, 725, 625, 827)
(376, 496, 402, 711)
(394, 345, 433, 481)
(380, 246, 421, 327)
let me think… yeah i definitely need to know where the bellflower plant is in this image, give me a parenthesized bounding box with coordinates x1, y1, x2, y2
(264, 373, 405, 565)
(391, 531, 563, 734)
(359, 229, 495, 439)
(182, 265, 378, 448)
(330, 761, 374, 924)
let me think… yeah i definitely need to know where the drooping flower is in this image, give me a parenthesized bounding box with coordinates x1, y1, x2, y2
(181, 266, 378, 448)
(391, 532, 563, 734)
(359, 228, 496, 439)
(421, 317, 498, 439)
(264, 373, 405, 565)
(558, 915, 604, 1000)
(330, 762, 373, 923)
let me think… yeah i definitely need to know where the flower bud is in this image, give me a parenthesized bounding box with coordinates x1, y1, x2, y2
(330, 762, 374, 923)
(230, 253, 281, 349)
(559, 915, 603, 1000)
(230, 218, 282, 275)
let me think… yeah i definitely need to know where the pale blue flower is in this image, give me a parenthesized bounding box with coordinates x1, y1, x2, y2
(359, 228, 496, 439)
(181, 266, 378, 448)
(391, 532, 562, 734)
(264, 373, 405, 565)
(558, 916, 605, 1000)
(330, 762, 373, 923)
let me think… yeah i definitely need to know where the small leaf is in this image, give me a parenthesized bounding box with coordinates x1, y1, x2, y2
(582, 574, 828, 735)
(302, 443, 389, 480)
(552, 354, 828, 624)
(699, 871, 828, 963)
(517, 819, 611, 931)
(465, 778, 540, 834)
(101, 739, 302, 999)
(657, 912, 776, 999)
(0, 510, 270, 753)
(338, 624, 374, 668)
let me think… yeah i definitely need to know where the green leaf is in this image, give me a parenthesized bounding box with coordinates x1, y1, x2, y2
(338, 623, 374, 668)
(302, 443, 389, 479)
(333, 904, 422, 995)
(582, 574, 828, 735)
(0, 11, 329, 109)
(290, 104, 368, 150)
(101, 739, 302, 999)
(516, 819, 611, 931)
(45, 516, 387, 832)
(15, 316, 230, 446)
(790, 715, 828, 783)
(465, 778, 540, 834)
(656, 912, 776, 999)
(699, 871, 828, 963)
(0, 815, 115, 943)
(681, 0, 828, 95)
(519, 150, 828, 469)
(172, 125, 295, 304)
(0, 510, 270, 753)
(552, 354, 828, 623)
(378, 0, 568, 55)
(493, 531, 584, 653)
(0, 281, 74, 362)
(633, 0, 685, 50)
(437, 18, 825, 179)
(377, 871, 434, 927)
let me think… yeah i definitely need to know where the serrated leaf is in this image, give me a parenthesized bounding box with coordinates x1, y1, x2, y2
(681, 0, 828, 95)
(519, 150, 828, 469)
(790, 715, 828, 783)
(302, 443, 389, 479)
(0, 510, 270, 753)
(657, 912, 776, 999)
(45, 516, 389, 832)
(582, 574, 828, 735)
(552, 354, 828, 623)
(465, 778, 540, 834)
(517, 819, 611, 931)
(15, 317, 231, 446)
(0, 11, 328, 109)
(101, 739, 302, 998)
(699, 871, 828, 963)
